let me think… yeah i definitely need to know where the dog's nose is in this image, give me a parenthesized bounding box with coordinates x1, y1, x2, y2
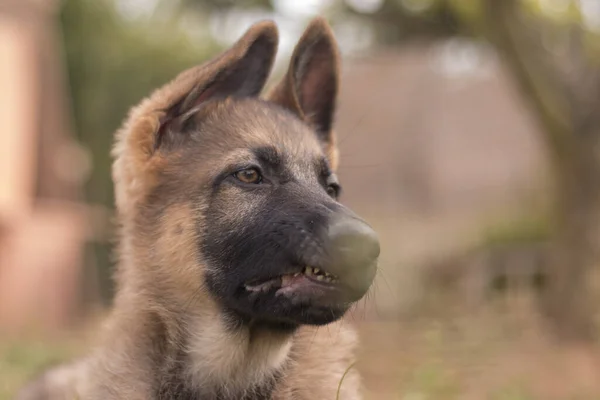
(325, 215, 380, 302)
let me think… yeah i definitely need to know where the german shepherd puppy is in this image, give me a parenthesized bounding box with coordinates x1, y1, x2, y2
(16, 17, 379, 400)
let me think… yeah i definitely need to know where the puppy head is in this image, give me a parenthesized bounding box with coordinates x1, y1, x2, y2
(112, 18, 379, 329)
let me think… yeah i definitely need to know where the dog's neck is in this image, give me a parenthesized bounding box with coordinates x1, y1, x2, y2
(181, 312, 293, 397)
(109, 282, 294, 399)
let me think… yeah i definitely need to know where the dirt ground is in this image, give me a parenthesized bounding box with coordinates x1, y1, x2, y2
(356, 310, 600, 399)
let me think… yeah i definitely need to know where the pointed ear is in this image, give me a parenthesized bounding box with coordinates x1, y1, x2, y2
(267, 17, 340, 166)
(154, 20, 279, 149)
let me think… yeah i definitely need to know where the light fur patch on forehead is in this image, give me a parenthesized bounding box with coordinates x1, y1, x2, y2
(203, 99, 326, 163)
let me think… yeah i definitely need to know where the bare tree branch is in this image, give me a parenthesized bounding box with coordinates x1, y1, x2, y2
(466, 0, 600, 143)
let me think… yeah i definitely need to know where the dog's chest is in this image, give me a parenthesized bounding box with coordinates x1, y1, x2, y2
(155, 369, 281, 400)
(154, 346, 288, 400)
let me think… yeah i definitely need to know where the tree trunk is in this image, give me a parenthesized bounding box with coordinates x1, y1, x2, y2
(541, 135, 600, 341)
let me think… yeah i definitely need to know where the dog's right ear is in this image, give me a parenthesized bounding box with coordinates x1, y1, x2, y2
(150, 21, 279, 150)
(266, 17, 340, 169)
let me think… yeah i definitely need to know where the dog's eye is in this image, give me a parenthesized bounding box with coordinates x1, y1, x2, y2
(234, 168, 262, 184)
(326, 184, 340, 199)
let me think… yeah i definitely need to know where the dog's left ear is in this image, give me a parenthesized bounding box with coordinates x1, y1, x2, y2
(267, 17, 340, 168)
(151, 20, 279, 150)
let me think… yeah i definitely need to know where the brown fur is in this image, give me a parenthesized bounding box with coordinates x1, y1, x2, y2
(15, 18, 365, 400)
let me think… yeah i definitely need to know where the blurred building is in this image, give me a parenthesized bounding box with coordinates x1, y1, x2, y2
(0, 0, 93, 332)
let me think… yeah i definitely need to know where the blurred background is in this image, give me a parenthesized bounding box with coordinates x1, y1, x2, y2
(1, 0, 600, 398)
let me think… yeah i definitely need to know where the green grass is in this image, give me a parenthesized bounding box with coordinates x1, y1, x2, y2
(402, 362, 461, 400)
(491, 382, 535, 400)
(0, 338, 79, 400)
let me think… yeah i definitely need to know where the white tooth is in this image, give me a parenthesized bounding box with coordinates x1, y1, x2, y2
(316, 275, 324, 281)
(281, 275, 291, 286)
(305, 267, 313, 275)
(294, 273, 301, 277)
(313, 268, 320, 274)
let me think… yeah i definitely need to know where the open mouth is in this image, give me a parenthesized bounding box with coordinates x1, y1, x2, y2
(244, 266, 338, 294)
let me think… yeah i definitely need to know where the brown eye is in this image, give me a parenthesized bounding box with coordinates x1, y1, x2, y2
(234, 168, 262, 184)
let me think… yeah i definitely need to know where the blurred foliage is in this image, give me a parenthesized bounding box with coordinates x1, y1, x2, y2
(178, 0, 462, 42)
(59, 0, 218, 300)
(60, 0, 217, 208)
(340, 0, 462, 43)
(479, 212, 553, 248)
(178, 0, 600, 46)
(180, 0, 272, 12)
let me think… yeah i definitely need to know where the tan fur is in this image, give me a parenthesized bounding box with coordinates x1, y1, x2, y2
(15, 18, 363, 400)
(272, 323, 361, 399)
